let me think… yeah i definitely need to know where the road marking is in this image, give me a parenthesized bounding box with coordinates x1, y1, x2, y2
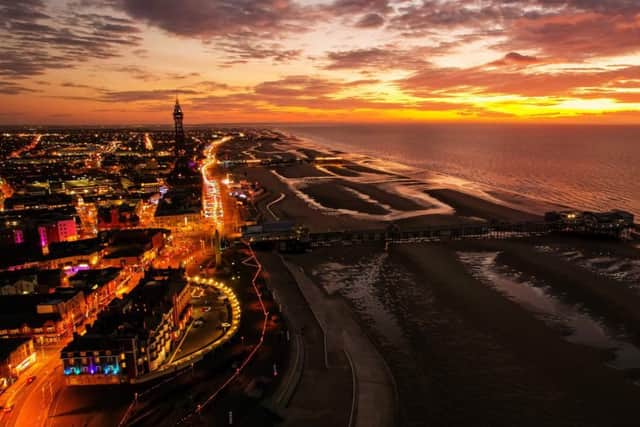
(266, 193, 285, 220)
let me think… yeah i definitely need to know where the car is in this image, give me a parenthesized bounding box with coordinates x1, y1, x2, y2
(26, 376, 36, 384)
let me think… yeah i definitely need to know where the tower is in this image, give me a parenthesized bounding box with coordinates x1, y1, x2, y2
(173, 96, 185, 149)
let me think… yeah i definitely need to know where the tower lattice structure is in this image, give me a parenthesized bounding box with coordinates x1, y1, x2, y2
(173, 97, 185, 150)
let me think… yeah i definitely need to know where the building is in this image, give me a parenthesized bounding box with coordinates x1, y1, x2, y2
(97, 203, 140, 230)
(0, 269, 62, 295)
(0, 290, 87, 344)
(43, 238, 101, 270)
(61, 269, 191, 385)
(38, 217, 78, 248)
(3, 193, 73, 211)
(545, 210, 635, 237)
(155, 188, 201, 228)
(0, 338, 36, 389)
(100, 229, 165, 268)
(68, 268, 123, 319)
(0, 208, 80, 267)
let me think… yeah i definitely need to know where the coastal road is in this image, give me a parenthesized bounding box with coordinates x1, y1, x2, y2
(0, 344, 64, 427)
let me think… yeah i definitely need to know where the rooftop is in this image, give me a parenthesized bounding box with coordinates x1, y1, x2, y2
(0, 337, 32, 360)
(63, 269, 187, 350)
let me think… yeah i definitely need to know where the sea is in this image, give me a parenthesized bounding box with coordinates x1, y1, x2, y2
(279, 123, 640, 217)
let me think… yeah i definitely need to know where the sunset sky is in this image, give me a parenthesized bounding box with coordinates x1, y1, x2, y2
(2, 0, 640, 124)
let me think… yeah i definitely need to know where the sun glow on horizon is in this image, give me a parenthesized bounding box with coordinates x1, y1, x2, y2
(1, 0, 639, 124)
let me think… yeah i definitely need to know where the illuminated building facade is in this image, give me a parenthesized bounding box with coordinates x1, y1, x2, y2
(0, 290, 87, 344)
(202, 172, 222, 220)
(61, 269, 191, 385)
(0, 338, 36, 389)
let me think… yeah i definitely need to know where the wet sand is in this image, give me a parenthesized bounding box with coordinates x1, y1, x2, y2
(291, 240, 640, 427)
(323, 165, 361, 177)
(340, 181, 428, 211)
(343, 163, 396, 175)
(239, 135, 640, 427)
(426, 188, 542, 222)
(302, 182, 390, 215)
(273, 163, 330, 178)
(243, 166, 382, 231)
(470, 238, 640, 343)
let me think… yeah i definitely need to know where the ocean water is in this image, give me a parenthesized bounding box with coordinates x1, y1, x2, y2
(281, 124, 640, 217)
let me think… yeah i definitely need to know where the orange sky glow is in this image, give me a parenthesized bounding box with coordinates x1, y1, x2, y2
(1, 0, 640, 124)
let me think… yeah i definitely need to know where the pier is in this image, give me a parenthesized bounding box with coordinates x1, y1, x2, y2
(244, 217, 637, 247)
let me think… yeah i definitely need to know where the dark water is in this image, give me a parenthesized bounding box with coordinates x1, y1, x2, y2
(282, 123, 640, 216)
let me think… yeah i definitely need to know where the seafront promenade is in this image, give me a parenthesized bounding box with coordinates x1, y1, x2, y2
(280, 256, 396, 427)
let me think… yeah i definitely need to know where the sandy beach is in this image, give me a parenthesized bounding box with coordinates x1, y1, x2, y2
(290, 239, 640, 427)
(231, 132, 640, 427)
(425, 188, 542, 222)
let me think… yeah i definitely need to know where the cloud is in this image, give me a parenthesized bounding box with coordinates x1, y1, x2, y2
(326, 0, 390, 15)
(489, 52, 540, 67)
(400, 62, 640, 101)
(215, 39, 302, 66)
(0, 81, 40, 95)
(355, 13, 385, 28)
(254, 76, 342, 98)
(188, 75, 441, 114)
(98, 89, 200, 103)
(324, 46, 431, 71)
(0, 1, 143, 78)
(504, 11, 640, 60)
(121, 0, 306, 38)
(389, 0, 640, 60)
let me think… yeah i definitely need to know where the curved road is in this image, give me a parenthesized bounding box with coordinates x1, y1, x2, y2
(266, 193, 286, 220)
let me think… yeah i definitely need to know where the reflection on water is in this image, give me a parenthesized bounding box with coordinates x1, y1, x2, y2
(536, 245, 640, 288)
(312, 254, 409, 351)
(458, 251, 640, 370)
(284, 124, 640, 217)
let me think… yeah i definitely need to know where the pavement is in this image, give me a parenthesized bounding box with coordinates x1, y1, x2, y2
(279, 254, 396, 427)
(257, 251, 353, 427)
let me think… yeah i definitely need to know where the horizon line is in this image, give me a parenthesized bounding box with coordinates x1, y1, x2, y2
(2, 121, 640, 128)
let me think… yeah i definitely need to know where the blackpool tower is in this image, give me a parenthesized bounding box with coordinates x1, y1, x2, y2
(173, 96, 185, 150)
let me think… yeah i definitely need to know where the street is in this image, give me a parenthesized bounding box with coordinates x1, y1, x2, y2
(0, 344, 64, 427)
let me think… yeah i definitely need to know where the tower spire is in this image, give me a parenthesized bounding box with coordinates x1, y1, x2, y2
(173, 95, 184, 149)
